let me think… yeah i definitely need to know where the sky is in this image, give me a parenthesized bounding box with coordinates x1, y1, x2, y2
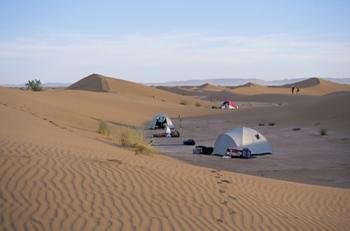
(0, 0, 349, 84)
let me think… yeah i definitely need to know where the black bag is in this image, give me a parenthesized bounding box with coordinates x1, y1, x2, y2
(193, 145, 213, 155)
(203, 147, 214, 155)
(183, 139, 195, 145)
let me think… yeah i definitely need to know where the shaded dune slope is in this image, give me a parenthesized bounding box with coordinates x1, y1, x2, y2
(282, 77, 322, 88)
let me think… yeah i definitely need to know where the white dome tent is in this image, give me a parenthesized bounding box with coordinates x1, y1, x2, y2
(148, 113, 175, 129)
(213, 127, 272, 155)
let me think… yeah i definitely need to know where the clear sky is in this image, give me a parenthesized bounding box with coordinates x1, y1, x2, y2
(0, 0, 349, 84)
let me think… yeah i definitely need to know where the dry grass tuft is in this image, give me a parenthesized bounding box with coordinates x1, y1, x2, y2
(320, 128, 327, 136)
(179, 99, 189, 105)
(97, 120, 110, 136)
(121, 129, 155, 154)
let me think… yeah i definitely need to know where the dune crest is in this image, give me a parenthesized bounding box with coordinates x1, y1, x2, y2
(67, 73, 111, 92)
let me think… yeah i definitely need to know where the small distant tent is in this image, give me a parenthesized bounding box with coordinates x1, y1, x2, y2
(220, 100, 238, 110)
(213, 127, 272, 155)
(149, 113, 175, 129)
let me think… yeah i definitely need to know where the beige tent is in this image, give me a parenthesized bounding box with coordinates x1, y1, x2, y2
(213, 127, 272, 155)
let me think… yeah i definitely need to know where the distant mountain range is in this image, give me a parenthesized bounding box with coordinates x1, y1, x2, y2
(148, 77, 350, 86)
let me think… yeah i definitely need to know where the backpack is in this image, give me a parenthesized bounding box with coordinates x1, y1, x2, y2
(183, 139, 195, 145)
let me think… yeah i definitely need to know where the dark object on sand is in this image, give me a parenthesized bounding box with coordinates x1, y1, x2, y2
(183, 139, 196, 145)
(193, 146, 214, 155)
(258, 123, 265, 126)
(268, 122, 275, 126)
(292, 128, 301, 131)
(211, 106, 218, 109)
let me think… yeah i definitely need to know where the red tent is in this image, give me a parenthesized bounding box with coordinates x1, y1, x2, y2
(221, 100, 238, 109)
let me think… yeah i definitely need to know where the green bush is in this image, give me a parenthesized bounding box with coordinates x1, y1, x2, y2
(320, 128, 327, 136)
(120, 129, 155, 154)
(25, 79, 42, 91)
(180, 99, 189, 105)
(97, 120, 110, 135)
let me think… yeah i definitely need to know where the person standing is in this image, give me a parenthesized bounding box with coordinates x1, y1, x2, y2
(165, 123, 171, 137)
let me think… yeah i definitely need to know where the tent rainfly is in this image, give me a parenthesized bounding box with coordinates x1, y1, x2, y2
(149, 113, 175, 129)
(213, 127, 272, 155)
(220, 100, 238, 110)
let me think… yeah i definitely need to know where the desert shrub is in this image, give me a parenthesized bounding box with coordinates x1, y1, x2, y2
(120, 129, 155, 154)
(195, 102, 201, 107)
(25, 79, 42, 91)
(97, 120, 110, 135)
(180, 99, 189, 105)
(320, 128, 327, 136)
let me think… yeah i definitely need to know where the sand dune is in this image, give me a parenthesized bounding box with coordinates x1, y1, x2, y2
(1, 86, 350, 230)
(230, 78, 350, 96)
(196, 83, 227, 92)
(67, 73, 208, 106)
(160, 78, 350, 98)
(282, 77, 323, 88)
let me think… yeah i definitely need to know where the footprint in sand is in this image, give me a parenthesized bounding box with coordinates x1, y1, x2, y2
(230, 210, 236, 215)
(229, 195, 237, 200)
(221, 200, 228, 206)
(216, 218, 224, 223)
(107, 159, 123, 164)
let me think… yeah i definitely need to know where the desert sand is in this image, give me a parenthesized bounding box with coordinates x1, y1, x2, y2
(150, 92, 350, 188)
(1, 75, 350, 230)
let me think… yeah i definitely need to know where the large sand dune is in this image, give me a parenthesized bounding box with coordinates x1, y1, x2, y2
(67, 73, 207, 105)
(1, 84, 350, 230)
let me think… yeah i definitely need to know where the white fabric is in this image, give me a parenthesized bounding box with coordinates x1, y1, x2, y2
(165, 125, 171, 137)
(213, 127, 272, 155)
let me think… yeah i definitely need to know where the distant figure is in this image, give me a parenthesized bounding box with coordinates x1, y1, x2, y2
(296, 87, 300, 94)
(291, 87, 295, 95)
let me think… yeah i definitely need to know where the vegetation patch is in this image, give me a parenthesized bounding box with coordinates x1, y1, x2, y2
(26, 79, 42, 91)
(120, 128, 155, 154)
(179, 99, 189, 105)
(320, 128, 327, 136)
(97, 120, 110, 136)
